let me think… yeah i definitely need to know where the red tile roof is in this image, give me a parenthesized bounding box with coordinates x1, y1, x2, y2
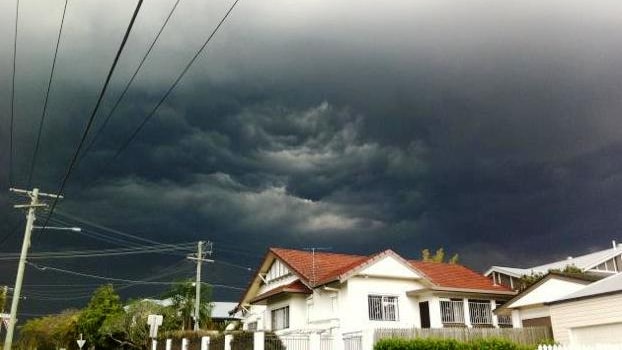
(250, 280, 312, 303)
(270, 248, 369, 286)
(270, 248, 510, 292)
(409, 260, 511, 292)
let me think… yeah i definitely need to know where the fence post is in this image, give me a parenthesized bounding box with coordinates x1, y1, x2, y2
(361, 329, 375, 350)
(462, 299, 472, 328)
(166, 338, 172, 350)
(253, 331, 264, 350)
(224, 334, 233, 350)
(201, 336, 210, 350)
(309, 333, 321, 350)
(182, 338, 189, 350)
(152, 339, 157, 350)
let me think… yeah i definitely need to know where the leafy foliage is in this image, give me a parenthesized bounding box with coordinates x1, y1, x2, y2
(162, 280, 212, 330)
(374, 338, 535, 350)
(421, 248, 459, 264)
(17, 309, 81, 350)
(77, 284, 125, 348)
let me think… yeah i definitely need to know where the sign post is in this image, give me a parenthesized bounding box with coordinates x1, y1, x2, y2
(77, 333, 86, 349)
(147, 314, 163, 350)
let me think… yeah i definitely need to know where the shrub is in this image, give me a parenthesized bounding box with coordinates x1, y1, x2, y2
(374, 338, 534, 350)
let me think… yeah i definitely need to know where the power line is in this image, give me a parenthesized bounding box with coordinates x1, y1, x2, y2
(39, 0, 144, 235)
(0, 242, 195, 260)
(8, 0, 20, 188)
(77, 0, 183, 166)
(109, 0, 242, 161)
(27, 0, 71, 187)
(26, 262, 244, 290)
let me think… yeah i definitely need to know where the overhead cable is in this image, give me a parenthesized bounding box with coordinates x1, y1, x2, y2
(39, 0, 144, 235)
(27, 261, 244, 290)
(110, 0, 242, 161)
(27, 0, 71, 187)
(77, 0, 183, 166)
(8, 0, 20, 187)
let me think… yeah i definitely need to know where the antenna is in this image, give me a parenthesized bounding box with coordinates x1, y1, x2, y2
(302, 247, 331, 286)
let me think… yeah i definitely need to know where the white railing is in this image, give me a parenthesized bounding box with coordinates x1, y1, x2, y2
(538, 345, 622, 350)
(440, 300, 465, 324)
(343, 331, 363, 350)
(468, 301, 492, 325)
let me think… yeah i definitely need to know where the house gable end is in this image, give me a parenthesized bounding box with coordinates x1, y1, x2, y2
(357, 254, 422, 279)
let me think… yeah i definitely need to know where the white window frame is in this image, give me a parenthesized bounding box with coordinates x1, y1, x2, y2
(271, 306, 290, 330)
(368, 295, 399, 321)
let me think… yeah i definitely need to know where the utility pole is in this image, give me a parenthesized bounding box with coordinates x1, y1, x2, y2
(187, 241, 213, 331)
(3, 188, 61, 350)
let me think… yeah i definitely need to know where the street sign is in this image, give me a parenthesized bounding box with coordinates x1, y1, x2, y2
(77, 333, 86, 349)
(147, 314, 163, 339)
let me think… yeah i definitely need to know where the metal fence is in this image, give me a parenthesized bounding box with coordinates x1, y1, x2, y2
(374, 326, 552, 345)
(265, 333, 309, 350)
(231, 332, 254, 350)
(210, 336, 225, 350)
(343, 331, 363, 350)
(539, 345, 622, 350)
(320, 335, 333, 350)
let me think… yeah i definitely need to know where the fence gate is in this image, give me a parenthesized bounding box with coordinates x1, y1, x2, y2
(343, 331, 362, 350)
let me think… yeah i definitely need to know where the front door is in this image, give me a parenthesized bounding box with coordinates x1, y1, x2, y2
(419, 301, 430, 328)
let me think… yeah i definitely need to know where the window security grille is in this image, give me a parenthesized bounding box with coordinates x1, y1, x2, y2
(368, 295, 399, 321)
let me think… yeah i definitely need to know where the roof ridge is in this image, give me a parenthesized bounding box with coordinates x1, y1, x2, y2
(270, 247, 368, 258)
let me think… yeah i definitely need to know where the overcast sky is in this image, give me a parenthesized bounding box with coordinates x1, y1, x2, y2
(1, 0, 622, 315)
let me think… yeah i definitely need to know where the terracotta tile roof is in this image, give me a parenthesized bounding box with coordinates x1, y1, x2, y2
(270, 248, 509, 293)
(250, 280, 312, 303)
(409, 260, 512, 292)
(270, 248, 369, 285)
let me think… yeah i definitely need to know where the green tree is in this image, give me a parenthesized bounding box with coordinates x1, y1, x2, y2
(421, 247, 459, 264)
(163, 280, 212, 330)
(17, 309, 81, 350)
(78, 284, 124, 348)
(100, 300, 181, 349)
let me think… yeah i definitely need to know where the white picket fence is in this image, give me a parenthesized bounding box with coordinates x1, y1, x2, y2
(538, 345, 622, 350)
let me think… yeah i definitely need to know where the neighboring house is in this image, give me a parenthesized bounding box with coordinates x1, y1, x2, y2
(234, 248, 515, 336)
(485, 240, 622, 290)
(546, 272, 622, 346)
(136, 299, 241, 322)
(494, 272, 601, 328)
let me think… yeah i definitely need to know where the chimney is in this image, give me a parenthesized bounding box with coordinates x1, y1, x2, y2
(613, 240, 617, 250)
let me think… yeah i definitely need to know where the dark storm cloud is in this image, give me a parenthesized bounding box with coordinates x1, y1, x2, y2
(2, 0, 622, 315)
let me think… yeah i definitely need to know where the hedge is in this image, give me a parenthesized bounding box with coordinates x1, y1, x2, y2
(374, 338, 536, 350)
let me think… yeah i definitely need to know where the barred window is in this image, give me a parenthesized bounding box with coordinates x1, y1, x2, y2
(271, 306, 289, 330)
(368, 295, 399, 321)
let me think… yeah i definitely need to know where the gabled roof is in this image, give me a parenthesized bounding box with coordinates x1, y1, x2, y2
(548, 272, 622, 305)
(495, 272, 602, 312)
(486, 243, 622, 277)
(410, 260, 512, 293)
(270, 248, 369, 286)
(250, 280, 312, 303)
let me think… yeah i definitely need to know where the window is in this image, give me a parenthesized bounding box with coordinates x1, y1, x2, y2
(247, 322, 257, 331)
(271, 306, 289, 330)
(440, 299, 464, 324)
(368, 295, 399, 321)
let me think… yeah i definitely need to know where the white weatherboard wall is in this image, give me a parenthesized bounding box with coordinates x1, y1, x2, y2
(340, 275, 425, 332)
(550, 293, 622, 345)
(266, 294, 307, 333)
(508, 278, 588, 308)
(356, 255, 421, 279)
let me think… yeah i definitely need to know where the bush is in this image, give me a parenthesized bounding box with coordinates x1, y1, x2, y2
(374, 338, 534, 350)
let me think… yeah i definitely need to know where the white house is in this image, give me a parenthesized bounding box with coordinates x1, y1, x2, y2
(234, 248, 515, 337)
(485, 240, 622, 290)
(546, 272, 622, 346)
(494, 272, 601, 328)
